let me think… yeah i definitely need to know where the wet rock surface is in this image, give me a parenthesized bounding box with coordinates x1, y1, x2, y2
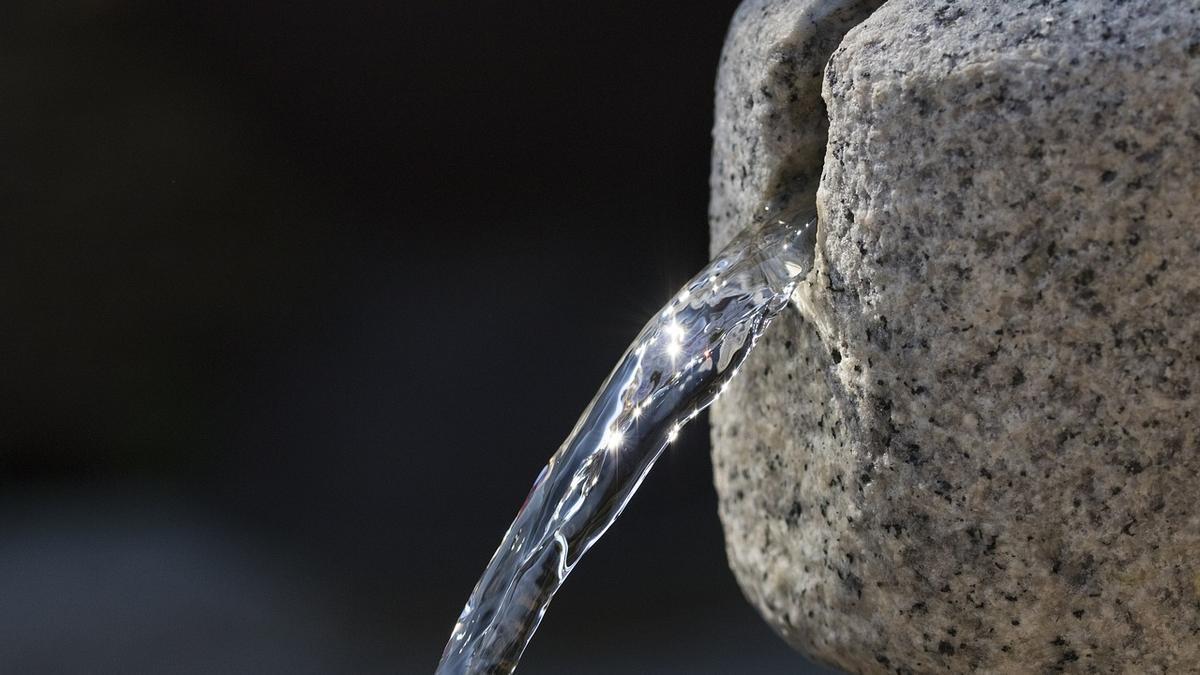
(710, 1, 1200, 672)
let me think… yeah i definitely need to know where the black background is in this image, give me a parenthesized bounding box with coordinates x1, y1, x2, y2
(5, 2, 831, 672)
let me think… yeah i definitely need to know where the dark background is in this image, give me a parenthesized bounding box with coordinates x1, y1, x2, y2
(4, 2, 831, 673)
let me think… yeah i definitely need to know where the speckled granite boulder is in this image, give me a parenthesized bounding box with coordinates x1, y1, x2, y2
(710, 1, 1200, 673)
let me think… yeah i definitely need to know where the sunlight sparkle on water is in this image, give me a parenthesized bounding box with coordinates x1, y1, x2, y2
(436, 205, 818, 675)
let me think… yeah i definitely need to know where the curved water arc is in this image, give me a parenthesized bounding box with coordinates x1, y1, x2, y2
(437, 204, 818, 674)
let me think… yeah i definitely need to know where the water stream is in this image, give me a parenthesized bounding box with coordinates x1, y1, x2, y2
(436, 204, 818, 674)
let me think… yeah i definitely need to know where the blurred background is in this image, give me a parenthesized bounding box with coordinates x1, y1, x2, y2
(4, 2, 832, 673)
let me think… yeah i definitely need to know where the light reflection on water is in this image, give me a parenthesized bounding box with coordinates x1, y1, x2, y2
(437, 205, 818, 674)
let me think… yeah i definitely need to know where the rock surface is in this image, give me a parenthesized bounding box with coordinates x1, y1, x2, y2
(709, 1, 1200, 672)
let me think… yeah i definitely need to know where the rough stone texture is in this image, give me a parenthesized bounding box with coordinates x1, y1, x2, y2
(711, 0, 887, 254)
(710, 1, 1200, 673)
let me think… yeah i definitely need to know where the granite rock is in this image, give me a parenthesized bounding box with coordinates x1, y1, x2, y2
(710, 0, 887, 254)
(709, 1, 1200, 672)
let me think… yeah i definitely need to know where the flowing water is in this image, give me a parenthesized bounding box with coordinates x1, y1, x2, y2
(436, 204, 818, 674)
